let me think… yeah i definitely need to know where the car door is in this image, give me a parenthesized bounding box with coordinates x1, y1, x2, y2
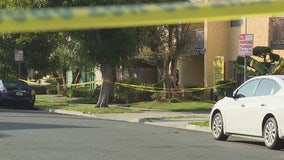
(224, 79, 260, 135)
(244, 78, 281, 136)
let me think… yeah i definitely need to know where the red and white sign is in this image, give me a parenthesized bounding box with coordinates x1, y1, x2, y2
(239, 34, 254, 56)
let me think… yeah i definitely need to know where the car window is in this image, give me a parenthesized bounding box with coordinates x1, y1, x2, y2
(255, 79, 274, 96)
(0, 80, 3, 88)
(3, 80, 29, 88)
(272, 81, 281, 94)
(236, 79, 259, 98)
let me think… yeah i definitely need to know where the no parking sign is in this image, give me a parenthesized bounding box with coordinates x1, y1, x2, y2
(239, 34, 254, 56)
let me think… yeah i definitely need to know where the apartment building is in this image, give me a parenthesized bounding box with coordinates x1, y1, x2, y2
(179, 13, 284, 98)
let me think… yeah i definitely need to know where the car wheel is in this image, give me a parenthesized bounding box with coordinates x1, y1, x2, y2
(212, 112, 228, 141)
(263, 117, 282, 149)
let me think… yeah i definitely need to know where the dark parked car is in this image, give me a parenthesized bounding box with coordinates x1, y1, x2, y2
(0, 79, 35, 109)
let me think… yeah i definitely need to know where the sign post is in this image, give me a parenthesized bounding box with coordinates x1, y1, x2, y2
(239, 34, 253, 82)
(15, 50, 24, 78)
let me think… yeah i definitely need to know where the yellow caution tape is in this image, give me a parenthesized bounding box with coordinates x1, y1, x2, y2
(19, 79, 40, 85)
(1, 0, 284, 33)
(21, 77, 235, 93)
(64, 81, 98, 87)
(114, 81, 236, 93)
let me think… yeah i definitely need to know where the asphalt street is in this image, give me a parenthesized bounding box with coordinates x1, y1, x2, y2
(0, 109, 284, 160)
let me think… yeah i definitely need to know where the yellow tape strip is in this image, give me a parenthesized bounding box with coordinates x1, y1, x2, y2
(1, 0, 284, 33)
(115, 81, 236, 93)
(21, 77, 235, 93)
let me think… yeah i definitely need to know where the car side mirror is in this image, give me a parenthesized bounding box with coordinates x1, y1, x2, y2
(224, 91, 233, 98)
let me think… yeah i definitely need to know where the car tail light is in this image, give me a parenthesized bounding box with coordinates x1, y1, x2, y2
(0, 87, 8, 93)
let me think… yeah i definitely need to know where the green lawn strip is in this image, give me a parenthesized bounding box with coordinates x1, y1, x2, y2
(36, 95, 96, 104)
(130, 101, 214, 111)
(35, 97, 140, 114)
(58, 106, 140, 114)
(35, 95, 214, 114)
(67, 98, 96, 104)
(189, 121, 209, 127)
(35, 94, 57, 99)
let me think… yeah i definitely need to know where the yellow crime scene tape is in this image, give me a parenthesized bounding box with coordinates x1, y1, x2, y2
(74, 80, 234, 93)
(1, 0, 284, 33)
(116, 81, 236, 93)
(21, 77, 235, 94)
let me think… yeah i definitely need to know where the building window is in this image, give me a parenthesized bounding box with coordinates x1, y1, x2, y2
(195, 29, 204, 49)
(271, 17, 284, 49)
(192, 29, 205, 55)
(231, 19, 244, 27)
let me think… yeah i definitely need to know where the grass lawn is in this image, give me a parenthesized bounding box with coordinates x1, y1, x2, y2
(35, 95, 140, 114)
(35, 94, 214, 114)
(189, 121, 209, 127)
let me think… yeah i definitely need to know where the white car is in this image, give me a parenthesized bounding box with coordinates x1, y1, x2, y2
(210, 75, 284, 149)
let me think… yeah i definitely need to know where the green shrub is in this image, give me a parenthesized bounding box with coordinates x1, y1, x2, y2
(150, 81, 164, 101)
(30, 85, 52, 95)
(184, 83, 204, 100)
(151, 92, 162, 101)
(169, 97, 180, 103)
(66, 87, 99, 99)
(114, 78, 143, 104)
(270, 53, 280, 62)
(45, 78, 57, 85)
(215, 80, 237, 100)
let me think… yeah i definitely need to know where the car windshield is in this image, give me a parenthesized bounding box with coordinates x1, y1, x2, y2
(2, 79, 29, 89)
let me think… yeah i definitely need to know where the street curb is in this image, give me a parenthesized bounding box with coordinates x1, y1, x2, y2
(39, 107, 211, 133)
(38, 107, 97, 118)
(186, 124, 211, 133)
(138, 117, 211, 133)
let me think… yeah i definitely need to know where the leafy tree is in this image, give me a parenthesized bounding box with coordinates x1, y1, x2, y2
(234, 46, 281, 76)
(51, 0, 146, 107)
(1, 0, 193, 107)
(137, 24, 196, 100)
(75, 28, 139, 107)
(16, 32, 59, 78)
(270, 58, 284, 74)
(48, 32, 85, 91)
(0, 34, 18, 78)
(0, 0, 58, 79)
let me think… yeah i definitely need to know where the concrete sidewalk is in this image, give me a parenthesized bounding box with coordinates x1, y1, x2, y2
(40, 107, 211, 133)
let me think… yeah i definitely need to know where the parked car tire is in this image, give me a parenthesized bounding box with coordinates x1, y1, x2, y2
(212, 112, 228, 141)
(263, 117, 282, 149)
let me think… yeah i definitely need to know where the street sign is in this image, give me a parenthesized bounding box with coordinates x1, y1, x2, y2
(15, 50, 24, 61)
(239, 34, 254, 56)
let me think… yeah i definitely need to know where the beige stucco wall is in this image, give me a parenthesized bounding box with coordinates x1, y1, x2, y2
(236, 16, 284, 56)
(204, 20, 231, 88)
(179, 0, 284, 99)
(179, 55, 204, 87)
(246, 16, 270, 46)
(215, 16, 280, 81)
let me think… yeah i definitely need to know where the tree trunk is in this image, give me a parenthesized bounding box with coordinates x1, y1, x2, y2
(170, 58, 179, 88)
(53, 69, 66, 94)
(96, 63, 114, 108)
(72, 68, 81, 87)
(161, 25, 174, 100)
(162, 57, 172, 100)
